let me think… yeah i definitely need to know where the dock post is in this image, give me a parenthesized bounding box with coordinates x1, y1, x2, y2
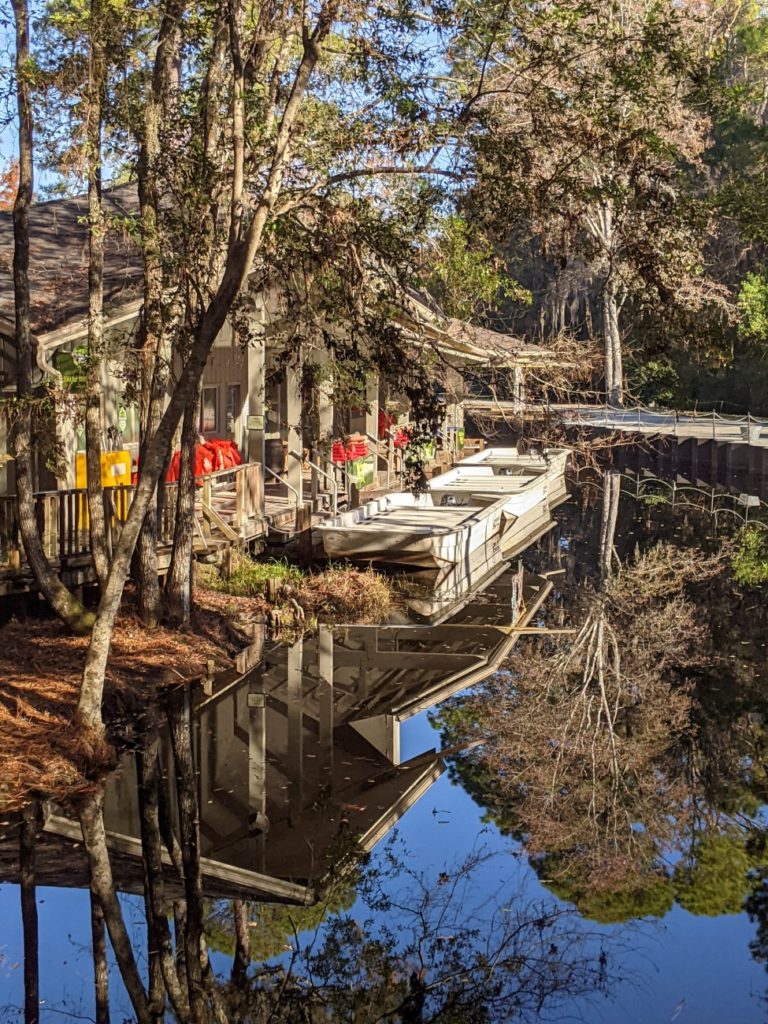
(317, 626, 334, 793)
(287, 638, 304, 827)
(247, 685, 267, 868)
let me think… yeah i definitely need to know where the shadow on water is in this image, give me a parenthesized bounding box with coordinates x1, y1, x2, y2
(3, 453, 768, 1020)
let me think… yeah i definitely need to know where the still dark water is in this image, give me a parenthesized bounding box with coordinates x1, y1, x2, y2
(2, 462, 768, 1022)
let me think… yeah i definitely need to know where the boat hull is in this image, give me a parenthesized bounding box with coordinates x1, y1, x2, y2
(318, 493, 507, 569)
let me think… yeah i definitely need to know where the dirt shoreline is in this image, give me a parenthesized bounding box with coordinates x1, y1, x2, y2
(0, 564, 398, 814)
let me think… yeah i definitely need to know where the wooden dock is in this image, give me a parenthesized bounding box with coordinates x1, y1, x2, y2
(0, 462, 267, 596)
(555, 404, 768, 448)
(464, 399, 768, 450)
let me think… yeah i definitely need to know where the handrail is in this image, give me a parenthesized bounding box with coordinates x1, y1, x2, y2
(198, 462, 250, 483)
(556, 402, 768, 429)
(573, 466, 768, 526)
(364, 429, 401, 489)
(263, 464, 300, 507)
(289, 450, 337, 515)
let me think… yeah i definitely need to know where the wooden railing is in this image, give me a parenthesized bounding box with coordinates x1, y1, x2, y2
(0, 461, 264, 578)
(199, 462, 264, 539)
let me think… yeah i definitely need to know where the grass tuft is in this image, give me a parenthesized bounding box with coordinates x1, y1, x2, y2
(201, 556, 397, 626)
(207, 555, 305, 597)
(300, 565, 395, 624)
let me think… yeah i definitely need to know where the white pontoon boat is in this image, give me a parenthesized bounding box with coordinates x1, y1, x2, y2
(317, 491, 510, 569)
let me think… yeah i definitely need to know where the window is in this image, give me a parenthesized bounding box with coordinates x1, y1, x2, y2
(226, 384, 242, 437)
(200, 387, 218, 433)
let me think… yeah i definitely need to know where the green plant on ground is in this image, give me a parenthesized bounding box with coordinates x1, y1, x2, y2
(732, 525, 768, 586)
(210, 555, 305, 597)
(198, 556, 397, 625)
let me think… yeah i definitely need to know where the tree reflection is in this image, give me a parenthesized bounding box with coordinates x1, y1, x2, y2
(19, 801, 38, 1024)
(435, 469, 737, 915)
(63, 687, 629, 1023)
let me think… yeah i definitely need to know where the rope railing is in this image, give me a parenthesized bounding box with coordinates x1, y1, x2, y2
(573, 467, 768, 529)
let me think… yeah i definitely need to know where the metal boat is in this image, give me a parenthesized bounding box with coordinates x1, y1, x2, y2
(456, 445, 570, 477)
(316, 491, 511, 569)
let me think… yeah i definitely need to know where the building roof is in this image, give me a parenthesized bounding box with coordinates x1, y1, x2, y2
(0, 182, 143, 334)
(0, 185, 556, 368)
(404, 290, 556, 367)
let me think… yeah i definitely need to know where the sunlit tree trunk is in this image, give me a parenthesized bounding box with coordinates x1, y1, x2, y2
(165, 378, 202, 625)
(134, 5, 184, 628)
(85, 0, 110, 591)
(601, 278, 624, 408)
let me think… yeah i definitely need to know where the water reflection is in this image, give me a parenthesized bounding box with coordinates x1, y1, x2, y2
(437, 465, 768, 936)
(3, 458, 768, 1020)
(10, 565, 550, 902)
(6, 538, 631, 1021)
(1, 554, 630, 1022)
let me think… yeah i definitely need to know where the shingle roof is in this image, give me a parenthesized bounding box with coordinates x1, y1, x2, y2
(445, 318, 525, 352)
(0, 186, 556, 368)
(0, 182, 142, 335)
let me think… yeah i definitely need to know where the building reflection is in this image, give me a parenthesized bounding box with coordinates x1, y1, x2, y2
(4, 561, 553, 907)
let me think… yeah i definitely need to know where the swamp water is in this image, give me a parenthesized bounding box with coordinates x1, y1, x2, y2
(1, 462, 768, 1022)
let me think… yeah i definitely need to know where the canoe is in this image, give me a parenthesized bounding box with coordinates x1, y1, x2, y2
(317, 491, 511, 569)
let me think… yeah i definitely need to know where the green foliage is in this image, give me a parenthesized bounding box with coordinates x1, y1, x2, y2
(738, 271, 768, 341)
(427, 215, 530, 321)
(673, 832, 753, 917)
(732, 526, 768, 587)
(542, 861, 675, 924)
(632, 360, 682, 407)
(206, 880, 357, 963)
(210, 556, 305, 598)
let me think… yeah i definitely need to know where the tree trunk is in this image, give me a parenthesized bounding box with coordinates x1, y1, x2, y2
(231, 900, 250, 986)
(134, 328, 170, 627)
(79, 791, 152, 1024)
(10, 0, 94, 635)
(165, 378, 202, 625)
(134, 4, 184, 628)
(173, 900, 189, 999)
(20, 802, 39, 1024)
(85, 0, 110, 592)
(136, 735, 191, 1021)
(89, 889, 111, 1024)
(601, 278, 623, 407)
(166, 687, 208, 1024)
(598, 467, 621, 583)
(75, 9, 335, 735)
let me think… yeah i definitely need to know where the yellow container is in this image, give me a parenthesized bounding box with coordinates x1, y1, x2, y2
(75, 450, 132, 490)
